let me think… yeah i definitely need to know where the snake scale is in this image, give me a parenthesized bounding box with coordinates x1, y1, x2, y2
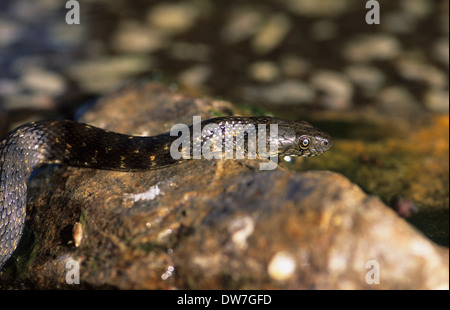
(0, 116, 331, 268)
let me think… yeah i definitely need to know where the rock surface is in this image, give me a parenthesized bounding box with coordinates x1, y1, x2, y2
(1, 83, 448, 289)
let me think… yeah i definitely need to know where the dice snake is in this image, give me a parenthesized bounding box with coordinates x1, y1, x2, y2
(0, 116, 331, 268)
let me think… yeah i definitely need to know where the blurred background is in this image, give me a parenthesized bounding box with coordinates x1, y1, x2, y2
(0, 0, 448, 244)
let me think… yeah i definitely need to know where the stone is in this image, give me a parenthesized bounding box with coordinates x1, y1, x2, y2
(248, 61, 280, 82)
(243, 80, 314, 105)
(251, 14, 291, 55)
(310, 70, 353, 110)
(112, 21, 167, 54)
(67, 56, 152, 93)
(343, 34, 402, 62)
(146, 3, 200, 35)
(221, 7, 262, 44)
(20, 67, 66, 96)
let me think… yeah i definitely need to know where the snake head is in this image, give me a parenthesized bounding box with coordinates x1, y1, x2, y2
(294, 132, 332, 157)
(277, 120, 332, 157)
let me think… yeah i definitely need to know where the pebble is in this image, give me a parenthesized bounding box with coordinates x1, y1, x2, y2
(267, 251, 296, 281)
(424, 90, 449, 113)
(400, 0, 432, 18)
(2, 93, 55, 110)
(343, 34, 402, 62)
(221, 7, 262, 44)
(146, 3, 199, 34)
(112, 21, 166, 53)
(20, 67, 66, 96)
(170, 42, 210, 62)
(395, 56, 447, 88)
(68, 56, 152, 93)
(310, 19, 337, 41)
(382, 11, 417, 34)
(248, 61, 280, 82)
(280, 55, 310, 78)
(433, 38, 449, 67)
(243, 80, 314, 104)
(0, 18, 22, 47)
(389, 196, 418, 218)
(178, 65, 212, 90)
(345, 65, 385, 95)
(251, 14, 291, 55)
(72, 222, 83, 247)
(378, 86, 420, 113)
(283, 0, 350, 17)
(228, 216, 254, 251)
(310, 70, 353, 110)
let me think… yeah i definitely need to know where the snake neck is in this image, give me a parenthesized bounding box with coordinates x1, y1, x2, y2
(0, 126, 47, 267)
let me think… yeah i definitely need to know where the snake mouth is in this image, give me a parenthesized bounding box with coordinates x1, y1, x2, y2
(310, 136, 332, 156)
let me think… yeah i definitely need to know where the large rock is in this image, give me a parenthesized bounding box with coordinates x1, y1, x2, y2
(1, 83, 448, 289)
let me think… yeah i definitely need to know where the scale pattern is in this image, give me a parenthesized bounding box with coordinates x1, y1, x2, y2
(0, 117, 331, 267)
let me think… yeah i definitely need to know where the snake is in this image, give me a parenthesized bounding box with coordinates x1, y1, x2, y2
(0, 116, 331, 268)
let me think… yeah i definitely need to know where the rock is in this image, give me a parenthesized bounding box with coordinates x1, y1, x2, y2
(309, 20, 337, 41)
(283, 0, 350, 17)
(112, 21, 167, 54)
(424, 89, 449, 113)
(146, 3, 200, 35)
(279, 55, 310, 78)
(177, 65, 212, 90)
(0, 18, 22, 47)
(20, 67, 66, 96)
(248, 61, 280, 82)
(342, 34, 402, 63)
(310, 70, 353, 110)
(251, 14, 291, 55)
(243, 80, 314, 105)
(67, 56, 153, 93)
(395, 56, 447, 89)
(221, 7, 263, 44)
(378, 86, 421, 114)
(1, 82, 447, 289)
(345, 64, 385, 96)
(433, 38, 449, 67)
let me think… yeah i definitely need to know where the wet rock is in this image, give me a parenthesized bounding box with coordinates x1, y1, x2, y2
(2, 82, 447, 289)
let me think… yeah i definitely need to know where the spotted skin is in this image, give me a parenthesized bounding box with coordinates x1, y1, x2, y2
(0, 116, 331, 267)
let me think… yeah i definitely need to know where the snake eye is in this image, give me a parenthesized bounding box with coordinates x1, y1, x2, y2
(299, 136, 311, 150)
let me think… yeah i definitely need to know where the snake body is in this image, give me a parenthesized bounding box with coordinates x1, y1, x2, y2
(0, 116, 331, 268)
